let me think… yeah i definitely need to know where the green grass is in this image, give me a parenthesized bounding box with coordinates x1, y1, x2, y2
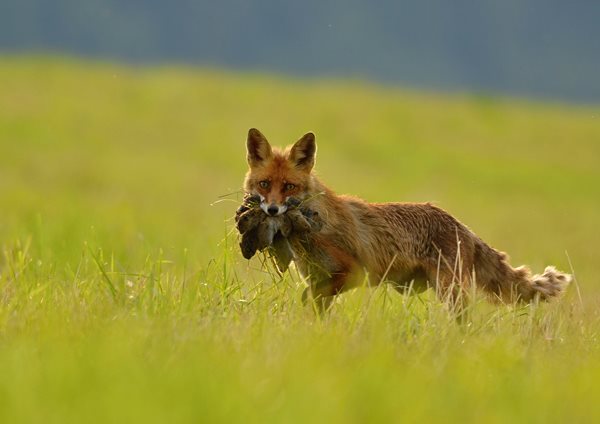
(1, 56, 599, 423)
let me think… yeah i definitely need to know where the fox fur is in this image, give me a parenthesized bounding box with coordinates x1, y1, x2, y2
(242, 128, 571, 310)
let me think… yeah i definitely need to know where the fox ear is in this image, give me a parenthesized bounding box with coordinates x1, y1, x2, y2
(246, 128, 272, 167)
(289, 132, 316, 172)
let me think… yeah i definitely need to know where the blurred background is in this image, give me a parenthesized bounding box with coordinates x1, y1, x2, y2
(0, 1, 598, 287)
(1, 0, 600, 102)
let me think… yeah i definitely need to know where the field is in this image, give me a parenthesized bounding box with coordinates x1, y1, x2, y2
(1, 57, 599, 423)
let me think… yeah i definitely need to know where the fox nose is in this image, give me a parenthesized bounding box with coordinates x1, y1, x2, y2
(267, 205, 279, 216)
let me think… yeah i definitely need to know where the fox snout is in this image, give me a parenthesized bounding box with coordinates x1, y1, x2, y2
(260, 201, 288, 216)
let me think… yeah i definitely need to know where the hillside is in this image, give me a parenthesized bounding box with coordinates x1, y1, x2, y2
(1, 57, 598, 286)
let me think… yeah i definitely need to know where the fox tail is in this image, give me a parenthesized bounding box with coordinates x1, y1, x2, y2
(473, 240, 571, 302)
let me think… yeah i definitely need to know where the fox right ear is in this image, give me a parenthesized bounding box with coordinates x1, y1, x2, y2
(289, 132, 316, 172)
(246, 128, 272, 167)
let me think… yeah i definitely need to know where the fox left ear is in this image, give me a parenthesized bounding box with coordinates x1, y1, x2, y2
(247, 128, 272, 168)
(289, 132, 316, 172)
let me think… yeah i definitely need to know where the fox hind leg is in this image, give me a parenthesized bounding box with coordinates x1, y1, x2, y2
(427, 257, 474, 321)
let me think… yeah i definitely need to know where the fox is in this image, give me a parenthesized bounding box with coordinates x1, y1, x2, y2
(242, 128, 571, 312)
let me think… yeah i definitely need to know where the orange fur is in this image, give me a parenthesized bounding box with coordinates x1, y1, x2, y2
(243, 128, 572, 311)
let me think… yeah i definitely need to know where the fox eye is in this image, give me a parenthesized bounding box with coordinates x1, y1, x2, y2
(258, 180, 270, 189)
(284, 183, 296, 191)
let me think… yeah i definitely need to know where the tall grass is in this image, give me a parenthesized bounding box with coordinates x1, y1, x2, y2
(0, 56, 599, 423)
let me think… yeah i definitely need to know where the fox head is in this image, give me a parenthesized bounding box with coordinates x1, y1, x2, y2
(244, 128, 317, 216)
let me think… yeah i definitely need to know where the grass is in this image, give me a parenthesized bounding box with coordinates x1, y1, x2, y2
(0, 56, 599, 423)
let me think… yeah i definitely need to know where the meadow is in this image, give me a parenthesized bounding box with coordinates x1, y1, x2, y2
(1, 56, 599, 423)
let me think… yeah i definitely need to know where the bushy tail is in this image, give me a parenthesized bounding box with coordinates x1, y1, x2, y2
(473, 240, 572, 303)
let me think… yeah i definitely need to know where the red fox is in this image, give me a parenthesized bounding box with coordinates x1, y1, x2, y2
(242, 128, 571, 311)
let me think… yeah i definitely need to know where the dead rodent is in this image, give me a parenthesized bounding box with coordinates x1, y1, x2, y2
(235, 195, 323, 270)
